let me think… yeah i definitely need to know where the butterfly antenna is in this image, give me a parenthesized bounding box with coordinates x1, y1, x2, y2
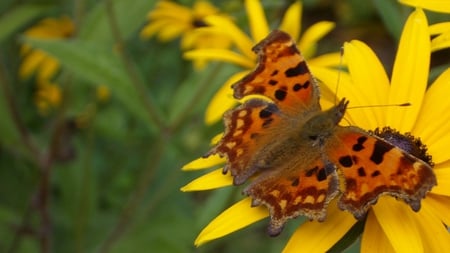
(348, 103, 411, 109)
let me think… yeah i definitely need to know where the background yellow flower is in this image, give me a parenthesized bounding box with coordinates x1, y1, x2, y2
(184, 0, 341, 125)
(141, 0, 232, 69)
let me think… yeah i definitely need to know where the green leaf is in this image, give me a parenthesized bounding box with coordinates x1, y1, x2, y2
(0, 4, 52, 42)
(0, 85, 21, 147)
(23, 37, 157, 132)
(373, 0, 406, 41)
(78, 0, 155, 43)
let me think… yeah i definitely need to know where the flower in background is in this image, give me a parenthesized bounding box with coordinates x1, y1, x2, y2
(20, 16, 74, 84)
(20, 16, 75, 114)
(184, 0, 341, 125)
(399, 0, 450, 13)
(399, 0, 450, 52)
(182, 8, 450, 252)
(34, 82, 62, 114)
(140, 0, 232, 69)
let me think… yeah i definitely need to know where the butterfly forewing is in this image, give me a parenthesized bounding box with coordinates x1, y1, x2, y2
(232, 30, 320, 115)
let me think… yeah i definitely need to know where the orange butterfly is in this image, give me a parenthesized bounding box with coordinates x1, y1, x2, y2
(205, 30, 436, 236)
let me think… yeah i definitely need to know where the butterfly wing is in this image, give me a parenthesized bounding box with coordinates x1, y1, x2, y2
(207, 99, 287, 185)
(244, 158, 339, 236)
(232, 30, 320, 115)
(328, 127, 437, 219)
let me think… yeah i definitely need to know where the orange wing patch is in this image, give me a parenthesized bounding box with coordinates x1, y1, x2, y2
(206, 99, 283, 185)
(232, 30, 319, 114)
(330, 128, 436, 219)
(244, 159, 339, 236)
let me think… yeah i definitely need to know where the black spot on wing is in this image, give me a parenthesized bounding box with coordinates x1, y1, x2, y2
(274, 89, 287, 101)
(268, 80, 278, 86)
(357, 167, 366, 177)
(339, 156, 353, 168)
(370, 140, 393, 165)
(284, 61, 308, 77)
(316, 168, 327, 182)
(353, 136, 368, 151)
(259, 108, 272, 118)
(305, 166, 318, 177)
(262, 118, 273, 128)
(292, 81, 310, 92)
(291, 178, 299, 187)
(371, 170, 381, 177)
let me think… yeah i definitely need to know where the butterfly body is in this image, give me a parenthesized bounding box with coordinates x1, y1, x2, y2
(206, 30, 436, 236)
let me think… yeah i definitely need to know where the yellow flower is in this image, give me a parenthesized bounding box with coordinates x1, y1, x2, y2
(182, 8, 450, 252)
(96, 84, 111, 103)
(34, 81, 62, 115)
(140, 0, 232, 69)
(184, 0, 340, 125)
(19, 16, 74, 114)
(399, 0, 450, 52)
(20, 16, 75, 83)
(399, 0, 450, 13)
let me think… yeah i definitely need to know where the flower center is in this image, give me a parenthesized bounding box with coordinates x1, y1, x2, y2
(371, 127, 433, 167)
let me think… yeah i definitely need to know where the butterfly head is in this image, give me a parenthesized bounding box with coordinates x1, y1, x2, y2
(300, 98, 349, 144)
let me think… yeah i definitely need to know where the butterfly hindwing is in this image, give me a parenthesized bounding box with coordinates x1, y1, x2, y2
(244, 158, 339, 236)
(329, 127, 436, 218)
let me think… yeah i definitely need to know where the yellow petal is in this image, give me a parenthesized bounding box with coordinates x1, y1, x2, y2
(308, 65, 352, 110)
(140, 20, 171, 39)
(361, 211, 396, 253)
(413, 199, 450, 252)
(431, 168, 450, 196)
(210, 133, 223, 145)
(283, 202, 356, 253)
(429, 22, 450, 36)
(195, 197, 268, 246)
(372, 197, 423, 253)
(157, 23, 189, 41)
(37, 57, 59, 82)
(19, 50, 47, 79)
(184, 49, 255, 69)
(431, 31, 450, 52)
(205, 71, 250, 125)
(425, 194, 450, 226)
(427, 136, 450, 165)
(279, 1, 302, 41)
(412, 68, 450, 163)
(181, 168, 232, 191)
(245, 0, 269, 42)
(429, 20, 450, 52)
(387, 8, 429, 132)
(307, 52, 342, 67)
(205, 15, 254, 60)
(399, 0, 450, 13)
(149, 1, 191, 19)
(298, 21, 335, 59)
(343, 40, 390, 128)
(182, 154, 225, 171)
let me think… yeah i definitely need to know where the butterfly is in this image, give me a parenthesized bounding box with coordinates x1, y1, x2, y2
(205, 30, 436, 236)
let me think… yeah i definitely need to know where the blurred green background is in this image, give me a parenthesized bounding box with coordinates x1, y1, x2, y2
(0, 0, 445, 252)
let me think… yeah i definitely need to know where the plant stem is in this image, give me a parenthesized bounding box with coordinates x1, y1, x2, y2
(104, 0, 165, 131)
(98, 137, 167, 253)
